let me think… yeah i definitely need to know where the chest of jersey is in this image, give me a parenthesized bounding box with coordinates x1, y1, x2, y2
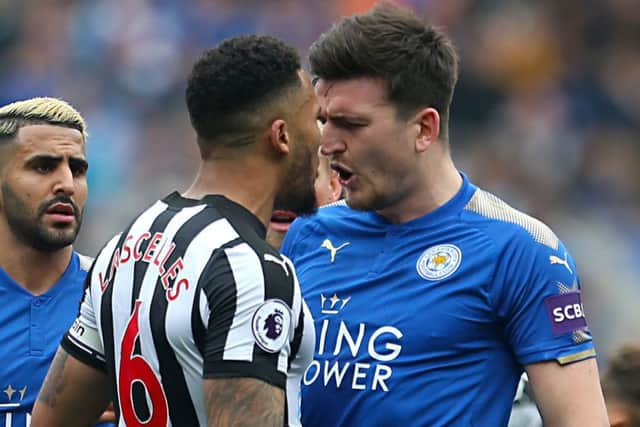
(295, 223, 500, 393)
(0, 276, 84, 427)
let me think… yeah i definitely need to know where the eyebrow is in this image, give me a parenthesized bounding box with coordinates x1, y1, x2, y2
(326, 113, 369, 123)
(24, 154, 88, 168)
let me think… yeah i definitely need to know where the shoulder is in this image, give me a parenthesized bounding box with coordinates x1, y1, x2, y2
(282, 201, 367, 252)
(76, 253, 94, 272)
(295, 200, 368, 230)
(462, 187, 560, 251)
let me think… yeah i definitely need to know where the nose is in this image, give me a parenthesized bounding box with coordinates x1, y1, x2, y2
(53, 166, 75, 196)
(320, 127, 346, 157)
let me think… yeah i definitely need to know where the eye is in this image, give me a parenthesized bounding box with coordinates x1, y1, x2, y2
(70, 160, 88, 177)
(335, 119, 366, 130)
(32, 160, 56, 174)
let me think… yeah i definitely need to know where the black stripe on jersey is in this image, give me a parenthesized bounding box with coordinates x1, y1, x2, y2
(289, 308, 304, 367)
(148, 206, 224, 426)
(99, 224, 135, 420)
(120, 206, 179, 419)
(192, 237, 244, 355)
(200, 249, 237, 363)
(130, 207, 178, 310)
(250, 248, 295, 382)
(129, 207, 177, 358)
(201, 246, 287, 389)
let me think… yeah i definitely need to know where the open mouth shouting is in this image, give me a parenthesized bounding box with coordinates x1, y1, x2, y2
(331, 162, 355, 187)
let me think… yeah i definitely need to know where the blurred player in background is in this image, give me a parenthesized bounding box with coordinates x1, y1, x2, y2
(281, 2, 608, 426)
(601, 343, 640, 426)
(0, 97, 114, 426)
(508, 374, 542, 427)
(267, 146, 342, 250)
(31, 35, 319, 427)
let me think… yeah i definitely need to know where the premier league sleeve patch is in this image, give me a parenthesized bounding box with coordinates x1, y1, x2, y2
(251, 299, 292, 353)
(544, 291, 588, 336)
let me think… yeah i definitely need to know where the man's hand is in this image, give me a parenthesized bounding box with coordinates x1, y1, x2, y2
(97, 402, 115, 423)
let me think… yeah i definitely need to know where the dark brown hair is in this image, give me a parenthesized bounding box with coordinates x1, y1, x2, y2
(309, 1, 459, 139)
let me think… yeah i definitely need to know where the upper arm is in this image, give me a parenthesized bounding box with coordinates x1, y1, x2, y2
(203, 377, 284, 427)
(32, 253, 111, 426)
(494, 231, 607, 424)
(201, 243, 299, 386)
(525, 358, 608, 426)
(31, 348, 111, 427)
(495, 235, 596, 366)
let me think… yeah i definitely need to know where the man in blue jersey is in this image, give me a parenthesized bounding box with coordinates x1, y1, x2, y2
(0, 98, 113, 426)
(281, 3, 609, 426)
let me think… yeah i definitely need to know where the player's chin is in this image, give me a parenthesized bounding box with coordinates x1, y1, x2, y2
(343, 190, 371, 211)
(46, 225, 80, 243)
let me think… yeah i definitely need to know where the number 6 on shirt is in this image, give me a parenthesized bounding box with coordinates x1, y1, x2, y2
(118, 300, 168, 426)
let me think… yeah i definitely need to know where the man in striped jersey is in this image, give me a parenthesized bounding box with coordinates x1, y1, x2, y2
(32, 35, 320, 427)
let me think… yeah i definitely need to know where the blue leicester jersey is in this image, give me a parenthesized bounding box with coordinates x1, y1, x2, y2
(281, 174, 596, 427)
(0, 252, 91, 427)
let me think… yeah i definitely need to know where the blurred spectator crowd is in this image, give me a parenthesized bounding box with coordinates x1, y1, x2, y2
(1, 0, 638, 365)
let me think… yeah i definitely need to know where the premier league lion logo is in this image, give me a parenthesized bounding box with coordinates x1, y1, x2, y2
(264, 309, 284, 339)
(252, 299, 291, 353)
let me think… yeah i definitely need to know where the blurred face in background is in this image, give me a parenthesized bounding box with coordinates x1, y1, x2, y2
(314, 146, 342, 207)
(0, 124, 88, 251)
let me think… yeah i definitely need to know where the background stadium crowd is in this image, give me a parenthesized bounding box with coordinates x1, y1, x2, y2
(1, 0, 638, 367)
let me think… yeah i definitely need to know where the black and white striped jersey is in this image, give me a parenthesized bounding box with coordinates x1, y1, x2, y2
(62, 192, 314, 427)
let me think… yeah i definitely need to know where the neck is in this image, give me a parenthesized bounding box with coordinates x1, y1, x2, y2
(377, 151, 462, 224)
(184, 156, 279, 228)
(0, 228, 73, 295)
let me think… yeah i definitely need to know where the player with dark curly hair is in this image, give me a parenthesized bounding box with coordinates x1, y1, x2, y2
(32, 35, 320, 427)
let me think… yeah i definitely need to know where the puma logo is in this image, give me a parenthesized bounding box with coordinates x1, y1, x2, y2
(549, 252, 573, 274)
(321, 239, 350, 263)
(264, 253, 290, 276)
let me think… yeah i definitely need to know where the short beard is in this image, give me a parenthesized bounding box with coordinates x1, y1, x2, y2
(2, 181, 82, 252)
(273, 146, 318, 217)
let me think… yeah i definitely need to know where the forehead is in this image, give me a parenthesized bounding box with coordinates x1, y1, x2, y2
(314, 77, 389, 114)
(14, 124, 86, 158)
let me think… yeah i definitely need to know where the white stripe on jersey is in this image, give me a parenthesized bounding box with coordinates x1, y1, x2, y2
(199, 291, 209, 329)
(118, 203, 206, 427)
(83, 234, 122, 356)
(107, 200, 169, 424)
(280, 256, 301, 373)
(222, 243, 265, 362)
(164, 217, 240, 427)
(287, 299, 315, 427)
(77, 253, 94, 271)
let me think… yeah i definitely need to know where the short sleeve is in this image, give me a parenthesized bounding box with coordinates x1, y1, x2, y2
(494, 235, 595, 366)
(200, 243, 298, 390)
(61, 269, 107, 372)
